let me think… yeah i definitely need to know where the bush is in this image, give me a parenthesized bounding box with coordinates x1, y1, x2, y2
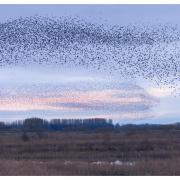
(21, 133, 30, 142)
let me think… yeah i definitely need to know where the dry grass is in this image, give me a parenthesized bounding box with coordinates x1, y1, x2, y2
(0, 159, 180, 175)
(0, 130, 180, 175)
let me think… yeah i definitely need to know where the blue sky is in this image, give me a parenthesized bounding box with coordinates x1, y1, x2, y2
(0, 5, 180, 124)
(0, 5, 180, 24)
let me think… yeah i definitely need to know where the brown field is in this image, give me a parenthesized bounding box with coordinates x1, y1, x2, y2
(0, 129, 180, 175)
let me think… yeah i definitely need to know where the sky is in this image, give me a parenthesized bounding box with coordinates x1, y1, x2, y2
(0, 5, 180, 124)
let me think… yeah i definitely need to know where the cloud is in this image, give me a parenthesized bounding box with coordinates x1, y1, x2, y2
(147, 87, 173, 97)
(0, 85, 157, 121)
(52, 102, 151, 112)
(0, 66, 158, 122)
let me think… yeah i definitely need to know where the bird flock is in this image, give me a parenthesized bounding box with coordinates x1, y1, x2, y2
(0, 16, 180, 94)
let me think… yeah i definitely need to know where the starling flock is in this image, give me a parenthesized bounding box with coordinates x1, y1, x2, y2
(0, 16, 179, 94)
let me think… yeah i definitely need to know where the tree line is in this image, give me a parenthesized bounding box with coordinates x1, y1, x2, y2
(0, 117, 180, 133)
(0, 117, 114, 132)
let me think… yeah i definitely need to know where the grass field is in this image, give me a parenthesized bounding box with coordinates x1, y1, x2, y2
(0, 129, 180, 175)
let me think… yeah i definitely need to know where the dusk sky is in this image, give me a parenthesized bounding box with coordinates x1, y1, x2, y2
(0, 5, 180, 124)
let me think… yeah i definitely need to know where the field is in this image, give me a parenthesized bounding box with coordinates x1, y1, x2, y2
(0, 128, 180, 175)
